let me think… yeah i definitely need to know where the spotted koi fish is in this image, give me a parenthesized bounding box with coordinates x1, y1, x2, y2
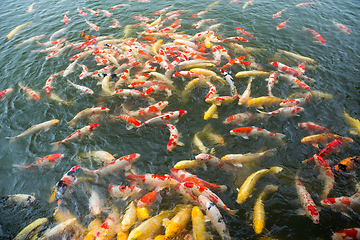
(115, 115, 141, 129)
(55, 165, 81, 207)
(298, 122, 332, 134)
(80, 29, 97, 41)
(0, 194, 38, 208)
(272, 8, 286, 18)
(137, 189, 162, 208)
(108, 185, 142, 200)
(193, 19, 217, 29)
(280, 93, 312, 107)
(140, 110, 187, 127)
(238, 77, 253, 106)
(13, 153, 64, 170)
(314, 154, 334, 199)
(303, 27, 325, 44)
(77, 7, 87, 16)
(223, 111, 264, 126)
(195, 153, 239, 172)
(258, 106, 304, 117)
(18, 83, 40, 100)
(85, 19, 99, 31)
(270, 62, 312, 81)
(332, 228, 360, 240)
(164, 123, 184, 151)
(277, 19, 289, 30)
(94, 206, 120, 240)
(333, 156, 360, 175)
(83, 153, 140, 177)
(124, 101, 169, 121)
(67, 80, 94, 95)
(295, 171, 320, 224)
(44, 71, 63, 95)
(265, 72, 277, 96)
(230, 126, 285, 140)
(223, 36, 249, 42)
(321, 188, 360, 215)
(120, 201, 137, 232)
(126, 173, 175, 191)
(0, 88, 13, 100)
(68, 107, 109, 127)
(51, 123, 100, 151)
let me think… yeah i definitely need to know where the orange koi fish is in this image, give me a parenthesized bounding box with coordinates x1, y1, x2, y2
(13, 153, 64, 170)
(230, 126, 285, 140)
(0, 88, 13, 100)
(18, 83, 40, 100)
(303, 27, 325, 44)
(272, 8, 286, 18)
(333, 156, 360, 175)
(298, 122, 332, 134)
(277, 19, 289, 30)
(80, 29, 97, 41)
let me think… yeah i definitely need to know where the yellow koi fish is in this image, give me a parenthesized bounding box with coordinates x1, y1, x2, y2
(344, 110, 360, 135)
(204, 103, 218, 120)
(246, 96, 284, 109)
(173, 159, 203, 169)
(14, 217, 47, 240)
(165, 204, 193, 239)
(237, 166, 282, 204)
(7, 21, 32, 39)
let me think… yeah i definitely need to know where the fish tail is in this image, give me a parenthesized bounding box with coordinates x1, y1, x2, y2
(275, 133, 286, 139)
(6, 136, 17, 142)
(51, 141, 62, 152)
(227, 208, 239, 216)
(219, 185, 228, 193)
(270, 166, 283, 173)
(12, 164, 26, 170)
(81, 167, 96, 176)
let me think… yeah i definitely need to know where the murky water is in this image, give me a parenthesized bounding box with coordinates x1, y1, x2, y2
(0, 0, 360, 239)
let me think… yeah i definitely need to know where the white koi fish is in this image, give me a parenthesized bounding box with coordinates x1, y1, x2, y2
(7, 21, 33, 39)
(141, 110, 187, 126)
(68, 107, 109, 127)
(165, 123, 184, 151)
(230, 126, 285, 140)
(15, 34, 45, 48)
(67, 80, 94, 95)
(63, 59, 78, 77)
(238, 77, 253, 105)
(50, 27, 66, 40)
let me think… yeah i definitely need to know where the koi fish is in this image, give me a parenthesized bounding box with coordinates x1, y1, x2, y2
(280, 94, 312, 107)
(195, 153, 239, 172)
(332, 20, 351, 34)
(98, 9, 112, 17)
(238, 77, 253, 106)
(173, 160, 203, 170)
(80, 29, 97, 41)
(13, 153, 64, 170)
(38, 38, 67, 47)
(235, 27, 256, 39)
(83, 153, 140, 177)
(67, 80, 94, 95)
(0, 88, 13, 100)
(265, 72, 277, 97)
(253, 185, 278, 234)
(204, 104, 218, 120)
(303, 27, 325, 44)
(230, 126, 285, 140)
(301, 133, 349, 148)
(55, 165, 81, 207)
(108, 185, 142, 200)
(223, 111, 265, 126)
(193, 19, 217, 29)
(221, 148, 276, 168)
(191, 10, 209, 18)
(110, 4, 130, 9)
(123, 101, 169, 121)
(141, 110, 187, 126)
(295, 171, 320, 224)
(7, 119, 59, 142)
(243, 0, 253, 10)
(296, 2, 319, 7)
(63, 12, 70, 24)
(333, 156, 360, 175)
(153, 5, 173, 15)
(277, 49, 316, 63)
(321, 188, 360, 215)
(79, 150, 115, 165)
(298, 122, 332, 134)
(332, 228, 360, 240)
(258, 106, 304, 117)
(85, 19, 99, 31)
(51, 123, 100, 151)
(18, 83, 40, 100)
(277, 19, 289, 30)
(15, 34, 46, 48)
(198, 195, 231, 240)
(115, 115, 141, 129)
(77, 7, 87, 16)
(38, 218, 83, 240)
(165, 204, 192, 239)
(94, 206, 120, 240)
(0, 193, 38, 207)
(343, 110, 360, 135)
(279, 73, 311, 90)
(237, 166, 282, 204)
(137, 189, 162, 208)
(88, 190, 105, 217)
(165, 123, 184, 151)
(68, 107, 109, 127)
(120, 202, 137, 232)
(272, 9, 286, 18)
(246, 96, 284, 109)
(7, 21, 32, 39)
(235, 70, 271, 78)
(314, 154, 334, 199)
(13, 218, 47, 240)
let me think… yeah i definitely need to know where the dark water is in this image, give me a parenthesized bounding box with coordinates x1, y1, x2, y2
(0, 0, 360, 239)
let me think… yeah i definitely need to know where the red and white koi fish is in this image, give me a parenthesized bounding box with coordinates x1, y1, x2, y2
(115, 115, 141, 129)
(68, 107, 109, 127)
(7, 119, 59, 142)
(236, 60, 264, 71)
(51, 123, 100, 151)
(265, 72, 277, 97)
(95, 55, 109, 65)
(170, 168, 227, 192)
(37, 38, 67, 47)
(272, 8, 286, 18)
(63, 12, 70, 24)
(238, 77, 253, 105)
(13, 153, 64, 169)
(45, 44, 69, 60)
(332, 228, 360, 240)
(230, 126, 285, 140)
(126, 173, 175, 191)
(332, 20, 351, 34)
(141, 110, 187, 126)
(67, 80, 94, 95)
(295, 172, 320, 224)
(321, 188, 360, 214)
(132, 15, 153, 22)
(0, 88, 13, 100)
(98, 9, 112, 17)
(108, 185, 142, 200)
(15, 34, 46, 48)
(223, 36, 249, 42)
(191, 10, 208, 18)
(278, 73, 311, 90)
(83, 153, 140, 177)
(277, 19, 289, 30)
(55, 165, 81, 207)
(85, 19, 99, 31)
(280, 93, 312, 107)
(94, 206, 120, 240)
(258, 106, 304, 117)
(195, 153, 239, 172)
(63, 59, 78, 77)
(235, 27, 256, 39)
(113, 89, 155, 102)
(298, 122, 332, 134)
(193, 19, 217, 29)
(50, 27, 66, 41)
(124, 101, 169, 121)
(303, 27, 325, 44)
(296, 2, 319, 7)
(31, 43, 63, 53)
(137, 189, 162, 208)
(18, 83, 40, 100)
(83, 7, 98, 15)
(165, 123, 184, 151)
(77, 7, 87, 16)
(110, 4, 130, 10)
(205, 92, 238, 106)
(229, 0, 242, 3)
(77, 64, 90, 80)
(198, 195, 231, 240)
(313, 154, 334, 199)
(223, 111, 264, 125)
(153, 5, 173, 15)
(92, 64, 115, 76)
(145, 84, 172, 97)
(69, 49, 93, 61)
(183, 181, 238, 215)
(221, 56, 246, 69)
(110, 19, 120, 28)
(173, 71, 205, 80)
(270, 62, 306, 79)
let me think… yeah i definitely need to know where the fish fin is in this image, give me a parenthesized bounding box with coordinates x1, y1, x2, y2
(12, 164, 25, 170)
(177, 141, 185, 146)
(219, 185, 228, 193)
(295, 208, 306, 216)
(209, 147, 216, 155)
(50, 141, 62, 152)
(242, 136, 249, 139)
(311, 143, 319, 148)
(6, 136, 17, 142)
(227, 208, 239, 216)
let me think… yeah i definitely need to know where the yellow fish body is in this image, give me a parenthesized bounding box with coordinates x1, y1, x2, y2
(165, 205, 193, 239)
(14, 218, 47, 240)
(7, 21, 32, 39)
(246, 96, 284, 109)
(344, 110, 360, 135)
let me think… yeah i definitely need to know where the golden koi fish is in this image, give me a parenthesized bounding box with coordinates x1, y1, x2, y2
(7, 21, 32, 39)
(344, 110, 360, 135)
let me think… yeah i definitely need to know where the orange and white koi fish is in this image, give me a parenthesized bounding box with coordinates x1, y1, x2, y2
(221, 148, 276, 167)
(77, 7, 87, 16)
(37, 38, 67, 47)
(296, 2, 319, 7)
(124, 101, 169, 121)
(108, 185, 142, 200)
(205, 93, 238, 106)
(153, 5, 173, 15)
(303, 27, 325, 44)
(126, 173, 175, 192)
(31, 43, 63, 53)
(270, 62, 311, 81)
(137, 189, 162, 208)
(265, 72, 277, 97)
(98, 9, 111, 17)
(7, 119, 59, 142)
(277, 19, 289, 30)
(55, 165, 81, 207)
(191, 10, 209, 18)
(333, 156, 360, 175)
(280, 94, 312, 107)
(235, 27, 256, 39)
(332, 228, 360, 240)
(230, 126, 285, 140)
(243, 0, 253, 9)
(15, 34, 46, 48)
(13, 153, 64, 169)
(113, 89, 155, 102)
(170, 168, 227, 192)
(253, 185, 278, 234)
(295, 171, 320, 224)
(258, 106, 304, 117)
(63, 12, 70, 24)
(332, 20, 351, 34)
(198, 195, 231, 240)
(51, 123, 100, 151)
(229, 0, 242, 3)
(110, 19, 120, 28)
(85, 19, 99, 31)
(67, 80, 94, 95)
(69, 107, 109, 127)
(272, 8, 286, 18)
(300, 133, 345, 148)
(110, 4, 131, 10)
(165, 123, 184, 151)
(298, 122, 332, 134)
(313, 154, 334, 199)
(0, 88, 13, 100)
(223, 111, 264, 125)
(7, 21, 32, 39)
(238, 77, 253, 106)
(195, 153, 239, 172)
(278, 73, 311, 90)
(141, 110, 187, 126)
(18, 83, 40, 100)
(221, 56, 246, 69)
(45, 43, 69, 60)
(115, 115, 141, 129)
(193, 19, 217, 29)
(223, 36, 249, 42)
